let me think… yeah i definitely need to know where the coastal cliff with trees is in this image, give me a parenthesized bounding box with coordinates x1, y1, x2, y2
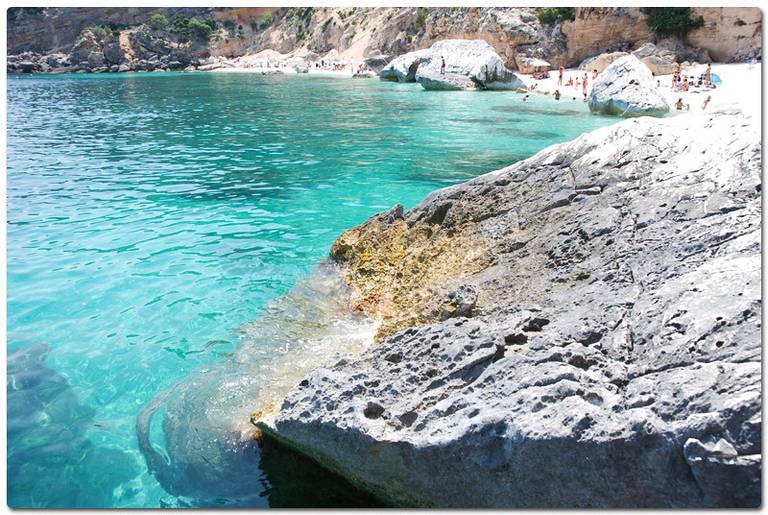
(7, 7, 762, 74)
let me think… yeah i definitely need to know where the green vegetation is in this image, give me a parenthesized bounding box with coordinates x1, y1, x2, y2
(148, 13, 168, 31)
(735, 18, 747, 26)
(411, 7, 428, 32)
(250, 11, 275, 31)
(169, 15, 219, 41)
(88, 24, 115, 40)
(640, 8, 704, 38)
(261, 11, 275, 26)
(287, 7, 314, 27)
(536, 7, 575, 25)
(8, 7, 46, 20)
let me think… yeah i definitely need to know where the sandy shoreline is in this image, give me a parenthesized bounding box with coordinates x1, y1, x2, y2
(206, 59, 761, 127)
(517, 62, 761, 125)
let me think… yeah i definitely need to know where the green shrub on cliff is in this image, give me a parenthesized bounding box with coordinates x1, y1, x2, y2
(261, 12, 275, 27)
(169, 15, 218, 41)
(287, 7, 314, 27)
(411, 7, 428, 32)
(88, 24, 115, 40)
(640, 8, 704, 38)
(148, 14, 168, 31)
(536, 7, 575, 25)
(8, 7, 46, 20)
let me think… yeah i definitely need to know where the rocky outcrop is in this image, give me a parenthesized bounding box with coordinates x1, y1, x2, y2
(258, 109, 761, 507)
(379, 40, 523, 91)
(561, 8, 651, 66)
(632, 43, 679, 75)
(588, 55, 669, 117)
(687, 7, 762, 63)
(7, 7, 762, 75)
(378, 49, 431, 82)
(515, 57, 551, 74)
(416, 40, 523, 91)
(7, 7, 211, 55)
(579, 51, 629, 73)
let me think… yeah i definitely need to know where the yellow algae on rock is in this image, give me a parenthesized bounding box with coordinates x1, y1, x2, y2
(329, 204, 495, 340)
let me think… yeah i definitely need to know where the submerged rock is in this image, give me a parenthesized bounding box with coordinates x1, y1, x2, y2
(379, 39, 524, 91)
(259, 110, 761, 507)
(588, 54, 670, 117)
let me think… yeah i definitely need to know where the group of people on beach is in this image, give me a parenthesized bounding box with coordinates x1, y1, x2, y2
(671, 62, 715, 92)
(522, 59, 721, 114)
(549, 66, 596, 102)
(314, 59, 350, 71)
(668, 62, 718, 112)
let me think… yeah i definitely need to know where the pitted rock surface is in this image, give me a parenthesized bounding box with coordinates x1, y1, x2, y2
(260, 110, 761, 507)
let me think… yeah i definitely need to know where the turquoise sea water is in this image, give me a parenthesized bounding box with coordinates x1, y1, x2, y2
(6, 71, 616, 507)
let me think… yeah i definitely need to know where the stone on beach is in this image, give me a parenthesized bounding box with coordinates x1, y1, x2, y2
(378, 48, 431, 82)
(379, 39, 524, 91)
(259, 109, 761, 507)
(579, 51, 629, 73)
(588, 54, 670, 117)
(516, 56, 551, 75)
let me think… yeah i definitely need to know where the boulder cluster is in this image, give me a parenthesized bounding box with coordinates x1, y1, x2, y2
(7, 24, 210, 74)
(379, 39, 524, 91)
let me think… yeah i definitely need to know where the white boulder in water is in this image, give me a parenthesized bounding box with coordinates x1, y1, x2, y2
(378, 49, 431, 82)
(379, 39, 523, 91)
(588, 54, 670, 117)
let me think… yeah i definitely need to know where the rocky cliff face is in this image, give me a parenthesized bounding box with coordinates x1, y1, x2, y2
(7, 7, 212, 54)
(7, 7, 762, 74)
(687, 7, 762, 62)
(559, 8, 651, 65)
(258, 109, 761, 507)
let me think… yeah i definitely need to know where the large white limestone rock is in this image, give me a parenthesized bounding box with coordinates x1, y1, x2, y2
(379, 39, 523, 91)
(588, 54, 670, 117)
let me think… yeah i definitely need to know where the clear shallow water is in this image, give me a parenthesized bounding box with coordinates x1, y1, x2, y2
(7, 71, 616, 507)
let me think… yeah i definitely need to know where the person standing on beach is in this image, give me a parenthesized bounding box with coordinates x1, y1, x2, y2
(441, 56, 446, 76)
(705, 63, 712, 85)
(558, 67, 564, 86)
(582, 73, 588, 96)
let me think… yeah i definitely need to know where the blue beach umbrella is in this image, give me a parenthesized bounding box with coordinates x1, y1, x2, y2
(710, 73, 722, 85)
